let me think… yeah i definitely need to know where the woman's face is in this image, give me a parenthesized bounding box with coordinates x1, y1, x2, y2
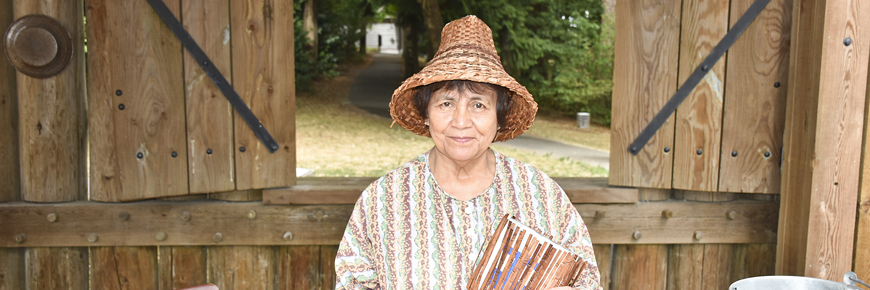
(426, 86, 499, 163)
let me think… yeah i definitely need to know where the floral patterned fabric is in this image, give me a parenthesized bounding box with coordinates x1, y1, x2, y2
(335, 149, 601, 290)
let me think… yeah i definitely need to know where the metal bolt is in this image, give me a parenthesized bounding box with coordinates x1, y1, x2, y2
(115, 89, 123, 96)
(844, 37, 852, 46)
(283, 231, 294, 241)
(213, 232, 223, 242)
(46, 212, 58, 222)
(171, 151, 178, 158)
(663, 147, 670, 153)
(630, 146, 638, 153)
(156, 231, 167, 241)
(774, 82, 781, 88)
(239, 147, 246, 152)
(88, 233, 99, 243)
(632, 231, 642, 240)
(696, 149, 703, 156)
(202, 61, 209, 67)
(732, 151, 738, 157)
(271, 144, 279, 151)
(136, 152, 143, 159)
(180, 211, 191, 222)
(247, 210, 257, 220)
(764, 151, 771, 158)
(119, 211, 130, 221)
(662, 210, 673, 219)
(206, 149, 213, 155)
(118, 104, 125, 110)
(701, 65, 709, 71)
(694, 231, 703, 241)
(14, 234, 27, 243)
(727, 210, 738, 220)
(595, 211, 605, 219)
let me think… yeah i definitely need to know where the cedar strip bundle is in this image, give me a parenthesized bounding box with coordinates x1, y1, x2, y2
(467, 216, 588, 290)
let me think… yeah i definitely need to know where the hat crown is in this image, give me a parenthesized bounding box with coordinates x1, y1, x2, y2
(435, 16, 501, 62)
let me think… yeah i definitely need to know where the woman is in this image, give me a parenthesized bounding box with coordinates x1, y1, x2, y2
(335, 16, 601, 290)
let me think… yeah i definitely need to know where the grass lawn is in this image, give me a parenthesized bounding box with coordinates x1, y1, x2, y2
(296, 58, 610, 177)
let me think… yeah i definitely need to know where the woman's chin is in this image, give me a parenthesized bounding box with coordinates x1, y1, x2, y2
(438, 147, 489, 163)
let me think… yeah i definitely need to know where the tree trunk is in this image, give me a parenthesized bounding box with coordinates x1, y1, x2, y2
(418, 0, 443, 56)
(359, 25, 367, 54)
(401, 23, 420, 77)
(303, 0, 317, 56)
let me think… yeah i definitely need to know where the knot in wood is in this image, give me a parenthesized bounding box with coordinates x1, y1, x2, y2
(595, 211, 605, 219)
(313, 210, 326, 221)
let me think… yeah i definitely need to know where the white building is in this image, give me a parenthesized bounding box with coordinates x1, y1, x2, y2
(365, 20, 401, 54)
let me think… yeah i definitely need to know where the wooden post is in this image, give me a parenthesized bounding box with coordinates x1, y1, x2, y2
(277, 246, 321, 289)
(158, 246, 208, 290)
(777, 0, 870, 279)
(667, 192, 735, 290)
(91, 247, 159, 289)
(25, 247, 88, 290)
(853, 44, 870, 284)
(13, 0, 86, 202)
(0, 248, 24, 290)
(0, 0, 19, 202)
(208, 246, 277, 290)
(611, 188, 670, 290)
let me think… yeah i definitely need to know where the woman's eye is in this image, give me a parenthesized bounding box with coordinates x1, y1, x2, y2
(474, 103, 484, 109)
(441, 102, 452, 107)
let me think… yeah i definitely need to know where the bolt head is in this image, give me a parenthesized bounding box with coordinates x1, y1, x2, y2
(663, 147, 670, 153)
(213, 232, 223, 242)
(774, 82, 781, 88)
(46, 212, 58, 222)
(764, 151, 771, 158)
(696, 149, 703, 155)
(118, 104, 125, 110)
(181, 211, 191, 222)
(694, 231, 703, 240)
(633, 231, 642, 240)
(88, 233, 99, 243)
(731, 151, 738, 157)
(662, 210, 673, 218)
(239, 146, 246, 152)
(283, 231, 294, 241)
(119, 211, 130, 221)
(14, 233, 27, 243)
(171, 151, 178, 158)
(845, 37, 853, 46)
(727, 210, 738, 220)
(247, 210, 257, 220)
(156, 232, 167, 241)
(206, 149, 213, 155)
(115, 89, 122, 96)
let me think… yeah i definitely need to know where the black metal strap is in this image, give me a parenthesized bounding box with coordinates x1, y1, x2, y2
(147, 0, 279, 153)
(628, 0, 771, 155)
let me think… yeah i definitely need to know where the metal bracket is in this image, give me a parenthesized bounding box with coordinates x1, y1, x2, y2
(146, 0, 279, 153)
(628, 0, 771, 155)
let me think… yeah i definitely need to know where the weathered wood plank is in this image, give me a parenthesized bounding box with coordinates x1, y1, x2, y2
(183, 0, 235, 194)
(609, 0, 681, 188)
(264, 177, 640, 205)
(208, 246, 276, 290)
(700, 244, 733, 290)
(321, 245, 338, 290)
(777, 0, 870, 279)
(13, 0, 86, 202)
(855, 54, 870, 288)
(86, 0, 188, 201)
(718, 0, 792, 194)
(158, 246, 207, 290)
(277, 246, 320, 290)
(210, 189, 263, 202)
(731, 243, 775, 281)
(592, 244, 612, 290)
(666, 244, 704, 290)
(91, 247, 158, 289)
(672, 0, 728, 192)
(0, 0, 19, 202)
(611, 245, 668, 290)
(231, 0, 296, 190)
(25, 247, 88, 290)
(0, 248, 24, 290)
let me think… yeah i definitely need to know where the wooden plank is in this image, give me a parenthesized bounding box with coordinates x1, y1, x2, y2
(731, 243, 775, 281)
(208, 246, 276, 290)
(91, 247, 158, 289)
(855, 53, 870, 288)
(182, 0, 235, 194)
(718, 0, 792, 194)
(777, 0, 870, 279)
(158, 246, 207, 290)
(25, 247, 88, 290)
(13, 0, 86, 202)
(667, 244, 704, 290)
(86, 0, 188, 201)
(611, 245, 668, 290)
(210, 189, 263, 202)
(0, 248, 24, 290)
(264, 177, 640, 205)
(609, 0, 681, 188)
(699, 244, 733, 290)
(672, 0, 728, 191)
(321, 245, 338, 290)
(0, 0, 19, 202)
(592, 244, 612, 290)
(277, 246, 320, 290)
(231, 0, 296, 190)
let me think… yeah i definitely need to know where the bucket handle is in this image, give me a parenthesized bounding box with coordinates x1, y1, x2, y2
(845, 271, 870, 289)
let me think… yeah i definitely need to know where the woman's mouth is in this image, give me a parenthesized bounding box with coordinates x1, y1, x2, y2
(451, 137, 474, 143)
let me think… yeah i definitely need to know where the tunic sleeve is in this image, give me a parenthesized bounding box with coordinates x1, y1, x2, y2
(548, 179, 602, 290)
(335, 188, 381, 290)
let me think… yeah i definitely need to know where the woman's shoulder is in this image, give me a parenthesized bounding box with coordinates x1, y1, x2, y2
(363, 152, 430, 193)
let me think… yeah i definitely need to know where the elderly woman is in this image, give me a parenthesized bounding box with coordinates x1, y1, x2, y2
(335, 16, 601, 290)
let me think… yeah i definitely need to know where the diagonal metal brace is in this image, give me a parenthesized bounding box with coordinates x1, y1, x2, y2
(628, 0, 771, 155)
(147, 0, 279, 153)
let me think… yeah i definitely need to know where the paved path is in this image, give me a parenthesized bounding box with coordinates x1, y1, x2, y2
(347, 53, 610, 170)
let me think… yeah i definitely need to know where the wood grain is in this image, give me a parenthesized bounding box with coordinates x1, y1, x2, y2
(672, 0, 728, 191)
(13, 0, 86, 202)
(86, 0, 188, 201)
(0, 0, 19, 202)
(717, 0, 792, 194)
(592, 244, 612, 290)
(91, 247, 158, 289)
(0, 248, 24, 290)
(855, 52, 870, 288)
(277, 246, 320, 289)
(321, 245, 339, 290)
(609, 0, 681, 188)
(611, 245, 668, 290)
(25, 247, 88, 290)
(231, 0, 296, 190)
(158, 246, 207, 290)
(666, 244, 704, 290)
(730, 243, 775, 281)
(208, 246, 276, 290)
(209, 189, 263, 202)
(777, 0, 870, 279)
(183, 0, 235, 194)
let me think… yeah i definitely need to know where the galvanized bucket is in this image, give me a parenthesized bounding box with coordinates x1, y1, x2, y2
(729, 272, 869, 290)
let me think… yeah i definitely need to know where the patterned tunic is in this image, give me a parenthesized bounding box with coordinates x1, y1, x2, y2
(335, 149, 601, 290)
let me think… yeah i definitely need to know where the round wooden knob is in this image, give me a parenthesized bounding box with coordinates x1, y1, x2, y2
(4, 14, 73, 78)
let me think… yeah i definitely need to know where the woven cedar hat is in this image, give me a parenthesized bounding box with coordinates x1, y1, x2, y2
(389, 15, 537, 142)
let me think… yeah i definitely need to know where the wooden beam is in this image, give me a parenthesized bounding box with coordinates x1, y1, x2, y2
(263, 177, 640, 205)
(0, 199, 777, 247)
(0, 0, 19, 203)
(777, 0, 870, 280)
(853, 30, 870, 285)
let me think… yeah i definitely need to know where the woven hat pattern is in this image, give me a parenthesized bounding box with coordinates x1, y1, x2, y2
(389, 15, 537, 142)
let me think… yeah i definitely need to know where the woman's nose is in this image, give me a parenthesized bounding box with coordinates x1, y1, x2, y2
(451, 105, 472, 128)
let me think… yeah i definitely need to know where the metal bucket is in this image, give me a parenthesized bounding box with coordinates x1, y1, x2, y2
(729, 272, 868, 290)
